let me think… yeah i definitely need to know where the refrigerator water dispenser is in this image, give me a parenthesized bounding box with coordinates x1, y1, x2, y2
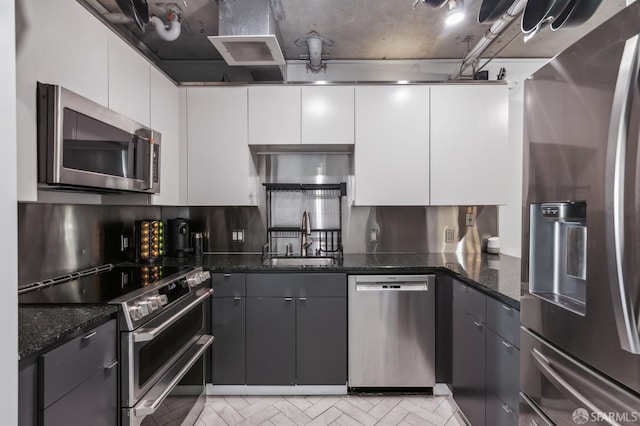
(529, 201, 587, 315)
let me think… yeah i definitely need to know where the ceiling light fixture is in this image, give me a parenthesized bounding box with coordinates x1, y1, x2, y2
(445, 0, 465, 26)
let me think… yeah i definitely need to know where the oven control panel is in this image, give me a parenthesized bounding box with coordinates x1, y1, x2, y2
(118, 268, 211, 330)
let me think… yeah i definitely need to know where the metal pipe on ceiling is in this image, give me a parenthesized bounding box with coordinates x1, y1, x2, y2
(449, 0, 528, 80)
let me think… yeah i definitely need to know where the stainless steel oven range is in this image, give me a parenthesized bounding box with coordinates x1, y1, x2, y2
(19, 264, 213, 426)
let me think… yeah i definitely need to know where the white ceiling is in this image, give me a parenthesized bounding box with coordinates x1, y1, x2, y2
(88, 0, 627, 79)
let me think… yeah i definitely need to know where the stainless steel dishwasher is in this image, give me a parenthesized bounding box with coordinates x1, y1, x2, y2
(348, 275, 435, 388)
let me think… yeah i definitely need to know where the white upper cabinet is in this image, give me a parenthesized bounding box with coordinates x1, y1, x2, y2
(150, 68, 179, 206)
(430, 84, 509, 205)
(354, 86, 431, 205)
(302, 86, 355, 145)
(35, 0, 109, 106)
(108, 33, 151, 126)
(186, 87, 257, 206)
(248, 86, 301, 145)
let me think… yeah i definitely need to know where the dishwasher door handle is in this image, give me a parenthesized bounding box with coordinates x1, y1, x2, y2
(355, 282, 429, 291)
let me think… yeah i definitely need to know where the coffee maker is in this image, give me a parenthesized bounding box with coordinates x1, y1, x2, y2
(166, 218, 193, 257)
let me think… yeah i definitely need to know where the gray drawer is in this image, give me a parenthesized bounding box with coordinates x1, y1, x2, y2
(486, 328, 519, 411)
(487, 297, 520, 348)
(452, 280, 486, 323)
(39, 320, 116, 409)
(211, 273, 246, 298)
(247, 273, 346, 297)
(40, 362, 117, 426)
(486, 390, 518, 426)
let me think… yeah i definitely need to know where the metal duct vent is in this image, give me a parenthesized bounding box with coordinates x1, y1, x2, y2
(207, 0, 286, 67)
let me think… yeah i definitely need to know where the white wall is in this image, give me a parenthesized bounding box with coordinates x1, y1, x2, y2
(480, 61, 548, 257)
(289, 58, 547, 258)
(1, 0, 19, 423)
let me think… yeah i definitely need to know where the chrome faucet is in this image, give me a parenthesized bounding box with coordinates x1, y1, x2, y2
(301, 211, 313, 256)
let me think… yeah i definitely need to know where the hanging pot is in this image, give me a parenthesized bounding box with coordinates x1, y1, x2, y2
(478, 0, 516, 24)
(551, 0, 603, 30)
(522, 0, 573, 33)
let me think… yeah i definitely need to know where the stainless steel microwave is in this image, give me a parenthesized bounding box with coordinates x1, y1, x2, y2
(37, 83, 161, 193)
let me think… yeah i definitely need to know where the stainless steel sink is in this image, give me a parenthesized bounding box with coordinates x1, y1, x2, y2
(264, 257, 338, 267)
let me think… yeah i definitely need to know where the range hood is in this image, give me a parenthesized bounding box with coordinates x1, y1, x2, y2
(208, 0, 287, 81)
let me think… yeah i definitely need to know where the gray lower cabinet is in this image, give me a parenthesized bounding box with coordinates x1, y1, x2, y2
(452, 304, 486, 426)
(246, 297, 296, 385)
(211, 273, 246, 385)
(452, 279, 520, 426)
(19, 319, 117, 426)
(296, 297, 347, 385)
(245, 273, 347, 386)
(212, 297, 246, 384)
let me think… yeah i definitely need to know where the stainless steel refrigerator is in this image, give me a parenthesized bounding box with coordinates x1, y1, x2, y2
(521, 3, 640, 425)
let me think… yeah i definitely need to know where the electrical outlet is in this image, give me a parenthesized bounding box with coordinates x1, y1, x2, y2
(445, 228, 455, 244)
(369, 229, 379, 243)
(465, 213, 476, 227)
(232, 229, 245, 243)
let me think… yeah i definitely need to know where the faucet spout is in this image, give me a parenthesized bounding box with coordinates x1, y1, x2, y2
(301, 211, 312, 256)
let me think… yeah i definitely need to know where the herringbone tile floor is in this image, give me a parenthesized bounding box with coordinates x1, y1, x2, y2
(195, 395, 467, 426)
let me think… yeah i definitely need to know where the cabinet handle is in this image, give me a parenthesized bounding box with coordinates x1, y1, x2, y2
(81, 331, 97, 341)
(224, 273, 232, 278)
(299, 297, 307, 301)
(473, 321, 483, 328)
(502, 304, 513, 312)
(285, 297, 293, 302)
(105, 360, 118, 370)
(502, 405, 513, 414)
(233, 297, 242, 301)
(502, 340, 513, 349)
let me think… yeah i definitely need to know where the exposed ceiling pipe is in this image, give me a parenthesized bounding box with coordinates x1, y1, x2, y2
(150, 12, 181, 42)
(449, 0, 527, 80)
(295, 31, 335, 73)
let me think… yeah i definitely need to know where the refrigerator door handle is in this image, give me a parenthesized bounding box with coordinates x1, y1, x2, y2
(606, 34, 640, 354)
(530, 348, 611, 421)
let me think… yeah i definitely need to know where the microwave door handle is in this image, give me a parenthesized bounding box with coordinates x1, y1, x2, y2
(605, 34, 640, 354)
(142, 134, 154, 190)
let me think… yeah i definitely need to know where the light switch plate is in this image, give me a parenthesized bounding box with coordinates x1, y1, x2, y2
(369, 229, 379, 243)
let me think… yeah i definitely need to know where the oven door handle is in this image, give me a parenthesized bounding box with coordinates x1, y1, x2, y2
(133, 335, 214, 417)
(133, 289, 213, 343)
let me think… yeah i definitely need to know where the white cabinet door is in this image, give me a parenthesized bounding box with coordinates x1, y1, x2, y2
(430, 85, 509, 206)
(35, 0, 109, 106)
(248, 86, 300, 145)
(186, 87, 257, 206)
(108, 33, 150, 126)
(150, 68, 179, 206)
(354, 86, 430, 205)
(302, 86, 355, 145)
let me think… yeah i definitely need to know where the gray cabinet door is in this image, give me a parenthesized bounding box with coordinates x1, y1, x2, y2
(486, 328, 519, 412)
(452, 304, 486, 426)
(19, 359, 37, 426)
(246, 297, 295, 385)
(212, 297, 246, 384)
(296, 297, 347, 385)
(40, 360, 117, 426)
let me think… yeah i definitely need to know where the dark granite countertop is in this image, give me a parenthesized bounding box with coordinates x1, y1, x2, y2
(19, 305, 117, 361)
(168, 252, 523, 309)
(19, 251, 522, 360)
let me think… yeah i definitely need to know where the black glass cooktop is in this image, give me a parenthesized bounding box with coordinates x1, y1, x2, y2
(18, 265, 188, 305)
